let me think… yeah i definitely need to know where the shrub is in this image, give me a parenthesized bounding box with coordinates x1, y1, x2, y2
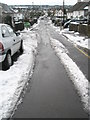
(24, 22, 30, 29)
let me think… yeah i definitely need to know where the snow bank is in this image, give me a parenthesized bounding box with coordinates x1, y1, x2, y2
(50, 23, 60, 33)
(0, 30, 38, 119)
(50, 38, 89, 112)
(60, 28, 89, 50)
(62, 33, 89, 50)
(51, 23, 90, 50)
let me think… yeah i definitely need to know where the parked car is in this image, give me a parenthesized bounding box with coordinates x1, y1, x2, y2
(0, 24, 23, 70)
(61, 19, 71, 26)
(14, 21, 24, 31)
(63, 18, 88, 28)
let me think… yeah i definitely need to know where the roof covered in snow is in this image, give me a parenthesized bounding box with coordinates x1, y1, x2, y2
(0, 3, 14, 14)
(68, 2, 88, 12)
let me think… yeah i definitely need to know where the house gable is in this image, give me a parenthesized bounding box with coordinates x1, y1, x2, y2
(70, 2, 88, 12)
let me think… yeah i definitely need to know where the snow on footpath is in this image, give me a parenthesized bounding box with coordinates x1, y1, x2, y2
(0, 28, 38, 119)
(50, 38, 89, 113)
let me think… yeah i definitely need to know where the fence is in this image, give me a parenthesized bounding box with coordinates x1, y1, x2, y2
(69, 23, 90, 37)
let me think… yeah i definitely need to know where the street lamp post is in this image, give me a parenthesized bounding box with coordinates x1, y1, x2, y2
(32, 2, 34, 10)
(0, 6, 2, 23)
(63, 0, 64, 22)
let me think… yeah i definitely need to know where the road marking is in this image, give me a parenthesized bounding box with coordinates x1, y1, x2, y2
(75, 46, 90, 59)
(62, 34, 90, 59)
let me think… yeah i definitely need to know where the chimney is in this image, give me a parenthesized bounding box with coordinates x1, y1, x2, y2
(77, 0, 81, 2)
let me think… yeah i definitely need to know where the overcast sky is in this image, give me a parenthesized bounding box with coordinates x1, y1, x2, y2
(0, 0, 78, 5)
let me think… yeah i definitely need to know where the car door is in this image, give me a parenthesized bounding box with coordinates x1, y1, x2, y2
(7, 25, 21, 53)
(1, 25, 14, 55)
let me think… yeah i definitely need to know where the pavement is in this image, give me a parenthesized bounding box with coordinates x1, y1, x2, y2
(11, 19, 88, 118)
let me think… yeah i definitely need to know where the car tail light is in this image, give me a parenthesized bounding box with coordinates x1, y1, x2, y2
(0, 42, 4, 52)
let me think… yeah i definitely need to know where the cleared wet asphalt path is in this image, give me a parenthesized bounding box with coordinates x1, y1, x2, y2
(12, 20, 88, 118)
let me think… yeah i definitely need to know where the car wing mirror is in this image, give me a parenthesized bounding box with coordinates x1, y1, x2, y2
(2, 33, 5, 37)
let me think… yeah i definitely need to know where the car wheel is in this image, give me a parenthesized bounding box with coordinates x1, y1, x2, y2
(3, 52, 12, 70)
(19, 40, 23, 53)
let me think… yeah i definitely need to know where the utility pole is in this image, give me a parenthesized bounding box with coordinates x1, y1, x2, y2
(0, 6, 2, 23)
(88, 1, 90, 25)
(63, 0, 64, 22)
(32, 2, 34, 10)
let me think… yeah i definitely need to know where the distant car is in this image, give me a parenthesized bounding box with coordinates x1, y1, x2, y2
(0, 24, 23, 70)
(63, 18, 88, 28)
(40, 17, 44, 20)
(14, 21, 24, 31)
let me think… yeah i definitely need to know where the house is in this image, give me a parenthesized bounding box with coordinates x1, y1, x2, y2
(67, 0, 89, 19)
(54, 8, 67, 21)
(67, 8, 73, 19)
(54, 9, 63, 17)
(0, 3, 14, 24)
(0, 3, 14, 17)
(54, 9, 63, 20)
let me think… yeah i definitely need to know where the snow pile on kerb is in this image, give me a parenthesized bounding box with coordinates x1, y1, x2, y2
(50, 38, 89, 112)
(0, 30, 38, 119)
(62, 31, 89, 50)
(60, 28, 89, 50)
(51, 22, 89, 50)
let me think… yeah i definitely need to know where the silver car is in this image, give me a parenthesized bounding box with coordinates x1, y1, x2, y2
(0, 24, 23, 70)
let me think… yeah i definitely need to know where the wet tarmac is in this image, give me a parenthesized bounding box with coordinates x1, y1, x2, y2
(12, 20, 88, 118)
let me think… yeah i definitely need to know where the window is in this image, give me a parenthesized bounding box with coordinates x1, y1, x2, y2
(7, 25, 15, 37)
(1, 26, 10, 37)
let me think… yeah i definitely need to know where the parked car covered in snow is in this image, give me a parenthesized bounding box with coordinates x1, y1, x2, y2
(0, 24, 23, 70)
